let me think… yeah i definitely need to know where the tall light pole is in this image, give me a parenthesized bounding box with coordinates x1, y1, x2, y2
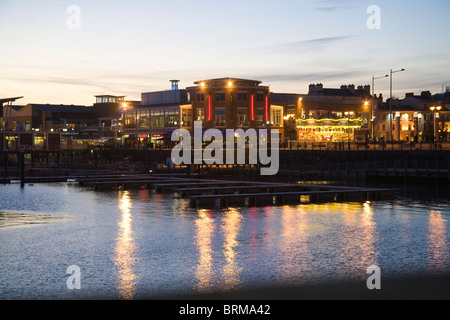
(371, 74, 388, 139)
(430, 106, 442, 144)
(389, 68, 405, 141)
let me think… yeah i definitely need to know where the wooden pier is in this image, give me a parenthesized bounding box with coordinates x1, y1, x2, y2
(187, 187, 393, 209)
(1, 169, 396, 208)
(74, 174, 396, 209)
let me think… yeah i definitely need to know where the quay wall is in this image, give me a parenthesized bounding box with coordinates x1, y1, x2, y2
(1, 149, 449, 183)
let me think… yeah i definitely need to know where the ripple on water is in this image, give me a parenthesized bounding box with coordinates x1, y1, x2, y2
(0, 210, 70, 230)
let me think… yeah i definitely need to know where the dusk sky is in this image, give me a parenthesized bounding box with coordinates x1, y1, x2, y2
(1, 0, 449, 106)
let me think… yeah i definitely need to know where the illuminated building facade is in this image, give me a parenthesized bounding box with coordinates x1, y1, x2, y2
(374, 90, 450, 142)
(186, 78, 283, 140)
(296, 83, 372, 142)
(121, 81, 191, 146)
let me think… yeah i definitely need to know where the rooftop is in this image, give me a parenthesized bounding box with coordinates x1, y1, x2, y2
(26, 104, 94, 113)
(193, 77, 263, 86)
(0, 96, 24, 104)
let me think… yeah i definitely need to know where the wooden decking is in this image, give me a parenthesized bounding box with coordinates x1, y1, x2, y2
(75, 174, 396, 209)
(1, 172, 396, 209)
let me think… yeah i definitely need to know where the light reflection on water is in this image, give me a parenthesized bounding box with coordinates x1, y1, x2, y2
(194, 209, 215, 294)
(113, 190, 138, 300)
(0, 183, 449, 299)
(0, 210, 69, 229)
(428, 210, 447, 273)
(221, 208, 243, 291)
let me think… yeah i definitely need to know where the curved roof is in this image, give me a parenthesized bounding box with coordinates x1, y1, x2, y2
(193, 77, 262, 85)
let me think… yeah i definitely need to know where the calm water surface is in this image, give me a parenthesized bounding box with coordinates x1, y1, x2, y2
(0, 182, 449, 299)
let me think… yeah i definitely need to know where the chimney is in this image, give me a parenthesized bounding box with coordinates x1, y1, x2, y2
(309, 84, 323, 94)
(420, 91, 431, 99)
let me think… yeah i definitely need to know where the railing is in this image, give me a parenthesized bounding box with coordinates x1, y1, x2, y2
(278, 141, 450, 151)
(236, 122, 249, 128)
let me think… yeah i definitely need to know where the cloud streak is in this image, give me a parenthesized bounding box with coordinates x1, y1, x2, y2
(313, 0, 359, 12)
(245, 70, 367, 84)
(260, 35, 358, 54)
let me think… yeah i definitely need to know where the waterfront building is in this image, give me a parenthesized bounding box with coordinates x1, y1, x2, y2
(94, 94, 140, 145)
(122, 78, 284, 148)
(270, 93, 304, 142)
(374, 89, 450, 142)
(186, 78, 284, 140)
(296, 83, 373, 143)
(122, 80, 191, 147)
(2, 103, 96, 133)
(1, 96, 24, 131)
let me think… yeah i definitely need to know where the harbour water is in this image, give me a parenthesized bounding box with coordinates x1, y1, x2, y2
(0, 181, 449, 300)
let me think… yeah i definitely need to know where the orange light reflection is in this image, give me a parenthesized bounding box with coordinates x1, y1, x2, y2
(221, 208, 243, 291)
(194, 209, 215, 293)
(428, 210, 447, 273)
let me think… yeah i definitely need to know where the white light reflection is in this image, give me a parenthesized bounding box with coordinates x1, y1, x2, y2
(360, 201, 379, 267)
(113, 191, 138, 300)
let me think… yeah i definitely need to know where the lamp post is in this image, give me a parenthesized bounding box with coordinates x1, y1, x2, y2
(371, 74, 388, 140)
(430, 106, 442, 144)
(389, 68, 405, 141)
(345, 111, 354, 149)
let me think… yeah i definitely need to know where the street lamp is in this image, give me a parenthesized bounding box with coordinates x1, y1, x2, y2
(430, 106, 442, 143)
(371, 74, 388, 140)
(389, 68, 406, 141)
(345, 111, 352, 149)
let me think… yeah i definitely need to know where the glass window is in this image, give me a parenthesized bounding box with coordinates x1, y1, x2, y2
(215, 108, 226, 127)
(197, 93, 205, 102)
(215, 92, 226, 102)
(256, 93, 263, 102)
(197, 108, 205, 122)
(181, 109, 193, 127)
(237, 92, 247, 102)
(152, 116, 164, 128)
(138, 110, 150, 128)
(237, 108, 248, 127)
(271, 109, 282, 126)
(256, 108, 264, 126)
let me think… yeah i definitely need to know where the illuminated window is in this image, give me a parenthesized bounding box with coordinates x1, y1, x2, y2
(271, 109, 282, 126)
(197, 108, 205, 122)
(181, 109, 192, 127)
(256, 108, 264, 126)
(237, 108, 248, 126)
